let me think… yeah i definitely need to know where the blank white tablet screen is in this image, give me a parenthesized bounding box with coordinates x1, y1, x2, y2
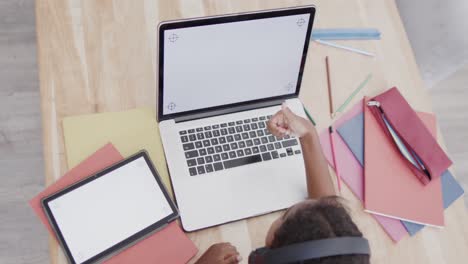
(48, 157, 173, 263)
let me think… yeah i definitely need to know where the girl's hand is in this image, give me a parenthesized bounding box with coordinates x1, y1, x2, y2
(195, 243, 242, 264)
(267, 103, 314, 138)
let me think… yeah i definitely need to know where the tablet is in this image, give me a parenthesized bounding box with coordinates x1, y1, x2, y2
(42, 151, 178, 264)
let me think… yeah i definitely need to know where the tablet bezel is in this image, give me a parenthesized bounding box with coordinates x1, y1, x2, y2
(42, 150, 179, 264)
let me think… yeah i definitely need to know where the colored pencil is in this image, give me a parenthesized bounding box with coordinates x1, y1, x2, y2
(315, 39, 375, 57)
(325, 56, 333, 118)
(333, 73, 372, 118)
(329, 126, 342, 192)
(303, 106, 316, 126)
(311, 28, 381, 40)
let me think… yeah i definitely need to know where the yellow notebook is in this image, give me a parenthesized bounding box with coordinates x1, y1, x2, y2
(62, 108, 172, 196)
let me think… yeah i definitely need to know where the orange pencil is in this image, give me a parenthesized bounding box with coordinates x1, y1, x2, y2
(329, 126, 342, 192)
(325, 56, 333, 118)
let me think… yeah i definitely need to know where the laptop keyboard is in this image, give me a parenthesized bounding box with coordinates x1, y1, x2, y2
(179, 115, 302, 176)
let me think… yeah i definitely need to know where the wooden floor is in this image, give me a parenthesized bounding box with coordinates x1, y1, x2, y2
(0, 1, 466, 263)
(0, 1, 49, 263)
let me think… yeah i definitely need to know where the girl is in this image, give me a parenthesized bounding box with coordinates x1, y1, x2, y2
(195, 104, 369, 264)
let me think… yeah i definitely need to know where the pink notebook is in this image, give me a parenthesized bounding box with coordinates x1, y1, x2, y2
(319, 100, 408, 242)
(29, 143, 197, 264)
(364, 97, 444, 226)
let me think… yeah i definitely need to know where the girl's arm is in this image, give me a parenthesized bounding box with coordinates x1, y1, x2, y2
(268, 104, 335, 199)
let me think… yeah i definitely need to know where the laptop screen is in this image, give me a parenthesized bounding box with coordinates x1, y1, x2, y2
(159, 8, 314, 118)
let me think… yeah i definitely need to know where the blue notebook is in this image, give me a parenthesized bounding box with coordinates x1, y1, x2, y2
(337, 113, 464, 236)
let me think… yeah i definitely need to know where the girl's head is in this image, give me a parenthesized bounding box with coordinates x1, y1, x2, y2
(265, 196, 370, 264)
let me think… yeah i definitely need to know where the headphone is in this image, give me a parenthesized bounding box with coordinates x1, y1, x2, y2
(248, 236, 370, 264)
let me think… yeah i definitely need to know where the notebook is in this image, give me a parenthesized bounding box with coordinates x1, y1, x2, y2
(29, 143, 197, 264)
(364, 97, 444, 226)
(337, 111, 464, 235)
(319, 100, 408, 242)
(62, 108, 172, 196)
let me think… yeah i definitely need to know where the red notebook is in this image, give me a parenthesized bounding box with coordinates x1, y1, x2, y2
(29, 143, 197, 264)
(364, 98, 444, 226)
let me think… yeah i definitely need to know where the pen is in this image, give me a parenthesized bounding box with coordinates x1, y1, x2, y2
(329, 126, 342, 192)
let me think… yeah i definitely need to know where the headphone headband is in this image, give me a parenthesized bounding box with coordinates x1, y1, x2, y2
(264, 236, 370, 264)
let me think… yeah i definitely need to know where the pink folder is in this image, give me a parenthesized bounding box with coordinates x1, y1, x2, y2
(29, 143, 197, 264)
(364, 97, 444, 226)
(319, 100, 408, 242)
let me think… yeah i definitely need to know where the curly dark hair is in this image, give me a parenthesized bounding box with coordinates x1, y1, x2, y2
(271, 196, 370, 264)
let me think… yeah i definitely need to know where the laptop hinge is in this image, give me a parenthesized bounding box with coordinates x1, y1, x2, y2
(174, 98, 289, 123)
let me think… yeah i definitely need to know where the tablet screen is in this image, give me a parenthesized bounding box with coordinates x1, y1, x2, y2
(45, 155, 176, 264)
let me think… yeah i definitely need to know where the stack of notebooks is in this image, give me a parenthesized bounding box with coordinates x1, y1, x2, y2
(319, 88, 464, 242)
(29, 108, 197, 263)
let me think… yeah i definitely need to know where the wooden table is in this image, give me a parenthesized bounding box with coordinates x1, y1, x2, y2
(36, 0, 468, 263)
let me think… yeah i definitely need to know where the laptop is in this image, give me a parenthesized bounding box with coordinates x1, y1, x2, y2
(157, 6, 316, 231)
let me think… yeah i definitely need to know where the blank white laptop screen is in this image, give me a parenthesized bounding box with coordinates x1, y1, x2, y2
(46, 157, 173, 264)
(162, 13, 311, 115)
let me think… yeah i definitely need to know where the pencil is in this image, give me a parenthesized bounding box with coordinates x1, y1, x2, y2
(325, 56, 333, 118)
(315, 39, 375, 57)
(333, 73, 372, 118)
(303, 106, 316, 126)
(329, 126, 342, 192)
